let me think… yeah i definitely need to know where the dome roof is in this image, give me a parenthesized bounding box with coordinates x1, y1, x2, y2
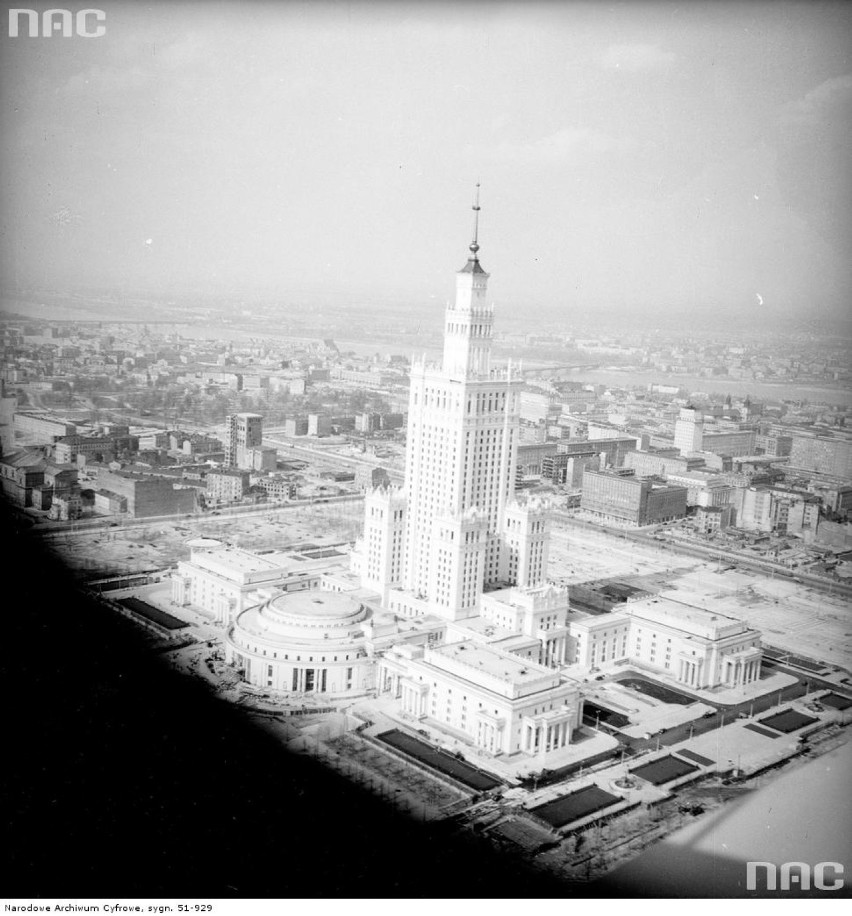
(234, 588, 371, 643)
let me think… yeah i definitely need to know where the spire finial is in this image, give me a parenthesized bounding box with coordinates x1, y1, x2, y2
(469, 182, 481, 259)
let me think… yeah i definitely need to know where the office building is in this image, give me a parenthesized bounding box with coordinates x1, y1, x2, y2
(580, 469, 687, 526)
(568, 596, 762, 689)
(674, 407, 704, 456)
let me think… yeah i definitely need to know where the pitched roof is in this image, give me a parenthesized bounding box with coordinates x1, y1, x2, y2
(458, 257, 487, 275)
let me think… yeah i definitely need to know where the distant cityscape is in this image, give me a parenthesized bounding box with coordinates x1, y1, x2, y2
(1, 200, 850, 888)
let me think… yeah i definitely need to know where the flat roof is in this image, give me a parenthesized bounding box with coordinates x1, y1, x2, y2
(453, 615, 516, 641)
(629, 594, 749, 637)
(430, 640, 547, 684)
(268, 589, 365, 619)
(194, 546, 284, 574)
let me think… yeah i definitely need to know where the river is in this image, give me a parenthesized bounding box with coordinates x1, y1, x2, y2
(331, 337, 851, 406)
(600, 738, 852, 897)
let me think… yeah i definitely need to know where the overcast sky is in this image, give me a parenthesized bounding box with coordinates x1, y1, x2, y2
(1, 1, 850, 324)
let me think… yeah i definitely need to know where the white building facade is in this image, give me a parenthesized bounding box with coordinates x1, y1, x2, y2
(172, 544, 326, 623)
(674, 407, 704, 456)
(377, 641, 581, 756)
(350, 192, 550, 623)
(567, 596, 763, 690)
(225, 588, 378, 696)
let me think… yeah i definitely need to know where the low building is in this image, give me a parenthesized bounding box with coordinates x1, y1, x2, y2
(354, 465, 391, 492)
(205, 468, 250, 503)
(517, 442, 558, 477)
(788, 432, 852, 479)
(543, 451, 600, 486)
(377, 640, 582, 757)
(0, 449, 46, 506)
(568, 595, 763, 690)
(558, 436, 639, 469)
(284, 416, 309, 437)
(580, 469, 687, 526)
(225, 587, 378, 696)
(701, 429, 758, 459)
(695, 505, 734, 534)
(93, 469, 196, 518)
(665, 470, 733, 508)
(172, 543, 338, 624)
(53, 432, 139, 464)
(256, 474, 296, 501)
(733, 486, 820, 536)
(48, 492, 82, 520)
(13, 412, 75, 443)
(243, 446, 277, 472)
(308, 414, 333, 437)
(93, 489, 127, 514)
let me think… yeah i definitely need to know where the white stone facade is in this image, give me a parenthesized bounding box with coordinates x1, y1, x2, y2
(225, 588, 377, 696)
(377, 641, 581, 756)
(171, 545, 324, 624)
(567, 596, 763, 689)
(350, 221, 553, 623)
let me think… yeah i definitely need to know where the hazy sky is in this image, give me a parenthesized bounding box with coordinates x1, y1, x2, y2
(1, 1, 851, 323)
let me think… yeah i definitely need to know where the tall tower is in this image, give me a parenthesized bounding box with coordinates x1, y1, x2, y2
(441, 185, 494, 378)
(503, 496, 551, 588)
(674, 406, 703, 456)
(401, 187, 522, 619)
(361, 485, 407, 605)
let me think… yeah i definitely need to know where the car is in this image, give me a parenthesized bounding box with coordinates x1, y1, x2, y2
(702, 710, 716, 719)
(594, 674, 606, 681)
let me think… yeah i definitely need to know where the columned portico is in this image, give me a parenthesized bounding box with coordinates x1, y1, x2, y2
(677, 655, 704, 688)
(723, 648, 762, 687)
(522, 708, 574, 755)
(377, 655, 410, 699)
(400, 677, 429, 718)
(475, 710, 506, 755)
(540, 630, 569, 667)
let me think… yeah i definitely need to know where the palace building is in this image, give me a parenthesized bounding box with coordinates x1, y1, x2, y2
(567, 595, 763, 689)
(203, 192, 764, 763)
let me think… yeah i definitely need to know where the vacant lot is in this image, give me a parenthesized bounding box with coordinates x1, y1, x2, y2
(42, 500, 365, 577)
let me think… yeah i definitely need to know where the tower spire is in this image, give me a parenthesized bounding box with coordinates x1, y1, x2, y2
(469, 182, 481, 260)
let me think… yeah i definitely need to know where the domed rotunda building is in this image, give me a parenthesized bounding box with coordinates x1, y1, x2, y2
(225, 586, 381, 697)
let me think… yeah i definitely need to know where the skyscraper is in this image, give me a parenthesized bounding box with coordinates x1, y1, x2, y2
(356, 190, 550, 621)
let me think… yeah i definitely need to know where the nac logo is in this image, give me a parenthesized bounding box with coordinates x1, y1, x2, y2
(8, 8, 106, 38)
(746, 862, 845, 892)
